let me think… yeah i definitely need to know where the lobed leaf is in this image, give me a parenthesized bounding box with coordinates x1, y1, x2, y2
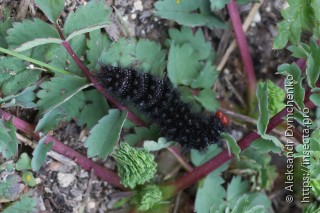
(167, 42, 201, 85)
(6, 18, 61, 51)
(155, 0, 225, 29)
(63, 0, 111, 39)
(0, 174, 24, 203)
(34, 0, 65, 23)
(3, 191, 38, 213)
(78, 89, 109, 130)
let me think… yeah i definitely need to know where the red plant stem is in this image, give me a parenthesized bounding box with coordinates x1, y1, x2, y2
(0, 109, 126, 190)
(227, 0, 257, 106)
(61, 41, 146, 126)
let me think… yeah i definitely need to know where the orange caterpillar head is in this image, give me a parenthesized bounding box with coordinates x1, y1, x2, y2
(215, 111, 230, 127)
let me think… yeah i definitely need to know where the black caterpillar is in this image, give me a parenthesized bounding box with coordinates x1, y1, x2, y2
(96, 66, 229, 151)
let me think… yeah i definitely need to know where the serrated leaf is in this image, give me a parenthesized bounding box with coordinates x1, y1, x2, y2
(195, 164, 228, 212)
(288, 44, 308, 59)
(37, 75, 87, 113)
(135, 39, 167, 76)
(3, 191, 38, 213)
(191, 61, 218, 89)
(78, 89, 109, 130)
(85, 109, 127, 159)
(273, 0, 315, 49)
(22, 171, 36, 187)
(0, 174, 24, 202)
(155, 0, 225, 29)
(63, 0, 111, 38)
(168, 42, 201, 85)
(194, 89, 219, 112)
(100, 38, 166, 76)
(0, 57, 40, 96)
(277, 63, 305, 109)
(0, 117, 18, 159)
(227, 176, 250, 208)
(6, 18, 61, 51)
(143, 137, 173, 152)
(87, 30, 111, 70)
(34, 0, 65, 23)
(16, 153, 32, 171)
(35, 91, 85, 133)
(167, 27, 211, 60)
(31, 137, 53, 171)
(1, 86, 37, 109)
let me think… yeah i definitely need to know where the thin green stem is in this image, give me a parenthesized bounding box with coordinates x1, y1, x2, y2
(0, 47, 73, 76)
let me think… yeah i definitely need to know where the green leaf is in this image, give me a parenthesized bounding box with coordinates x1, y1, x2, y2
(16, 153, 32, 171)
(168, 42, 201, 85)
(273, 0, 316, 49)
(310, 93, 320, 107)
(251, 138, 281, 153)
(34, 0, 65, 23)
(0, 10, 12, 48)
(191, 143, 222, 166)
(86, 30, 111, 70)
(31, 137, 53, 172)
(6, 18, 61, 51)
(227, 176, 250, 208)
(277, 63, 305, 109)
(63, 0, 112, 39)
(135, 39, 167, 76)
(167, 27, 211, 60)
(143, 137, 173, 152)
(267, 80, 285, 116)
(0, 174, 24, 202)
(22, 171, 36, 187)
(0, 117, 18, 159)
(221, 132, 240, 159)
(191, 61, 218, 89)
(256, 82, 269, 135)
(85, 109, 127, 159)
(78, 89, 109, 130)
(194, 89, 219, 112)
(113, 142, 157, 189)
(155, 0, 225, 29)
(0, 57, 40, 96)
(306, 39, 320, 88)
(195, 164, 228, 212)
(124, 125, 159, 146)
(37, 75, 87, 113)
(1, 86, 37, 109)
(132, 185, 163, 211)
(210, 0, 230, 11)
(3, 191, 38, 213)
(100, 38, 166, 76)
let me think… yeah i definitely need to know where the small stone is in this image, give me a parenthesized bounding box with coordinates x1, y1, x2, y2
(57, 172, 75, 188)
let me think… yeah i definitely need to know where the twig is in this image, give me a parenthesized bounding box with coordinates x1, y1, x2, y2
(167, 147, 193, 172)
(217, 1, 263, 71)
